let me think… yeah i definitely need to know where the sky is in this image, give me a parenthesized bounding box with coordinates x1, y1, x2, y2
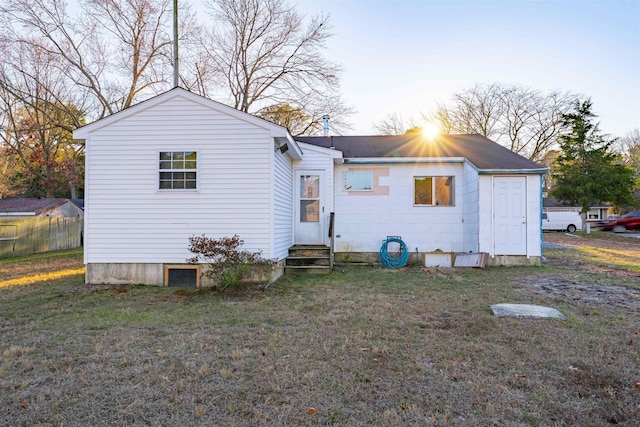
(281, 0, 640, 137)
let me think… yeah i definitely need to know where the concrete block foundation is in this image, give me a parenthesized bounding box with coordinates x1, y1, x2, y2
(334, 252, 541, 267)
(86, 260, 285, 286)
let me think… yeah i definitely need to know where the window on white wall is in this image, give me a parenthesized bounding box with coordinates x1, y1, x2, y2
(414, 176, 454, 206)
(159, 151, 197, 190)
(343, 171, 373, 191)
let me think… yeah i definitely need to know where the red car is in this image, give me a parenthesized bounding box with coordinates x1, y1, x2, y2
(601, 211, 640, 232)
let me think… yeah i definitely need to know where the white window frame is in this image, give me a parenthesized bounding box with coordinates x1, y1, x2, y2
(343, 171, 374, 192)
(414, 176, 454, 206)
(587, 209, 601, 220)
(158, 151, 198, 191)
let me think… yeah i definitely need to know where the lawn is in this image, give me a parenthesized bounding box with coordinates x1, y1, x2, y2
(0, 243, 639, 426)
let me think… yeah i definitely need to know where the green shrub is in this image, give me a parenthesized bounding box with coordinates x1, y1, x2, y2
(187, 234, 275, 292)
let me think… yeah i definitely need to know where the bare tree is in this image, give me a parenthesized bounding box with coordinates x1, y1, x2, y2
(255, 88, 352, 135)
(428, 83, 577, 161)
(0, 39, 84, 198)
(615, 129, 640, 177)
(372, 113, 420, 135)
(256, 99, 353, 136)
(441, 83, 506, 138)
(0, 0, 181, 197)
(501, 87, 575, 160)
(1, 0, 175, 120)
(196, 0, 349, 130)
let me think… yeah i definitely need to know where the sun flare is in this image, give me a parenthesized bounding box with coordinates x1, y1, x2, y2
(421, 122, 441, 140)
(0, 268, 85, 288)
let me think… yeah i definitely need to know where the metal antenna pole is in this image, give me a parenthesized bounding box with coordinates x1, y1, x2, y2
(173, 0, 179, 88)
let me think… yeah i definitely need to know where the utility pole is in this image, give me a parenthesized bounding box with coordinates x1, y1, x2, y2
(173, 0, 179, 88)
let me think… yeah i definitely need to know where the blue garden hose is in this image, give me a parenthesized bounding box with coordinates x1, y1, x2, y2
(379, 237, 409, 268)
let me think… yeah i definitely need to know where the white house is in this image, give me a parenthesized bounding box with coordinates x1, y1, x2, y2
(542, 197, 612, 224)
(73, 88, 547, 286)
(295, 135, 547, 267)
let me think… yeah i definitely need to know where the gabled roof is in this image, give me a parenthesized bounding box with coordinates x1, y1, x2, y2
(0, 198, 70, 215)
(74, 87, 292, 139)
(543, 197, 610, 209)
(294, 134, 546, 173)
(73, 87, 304, 160)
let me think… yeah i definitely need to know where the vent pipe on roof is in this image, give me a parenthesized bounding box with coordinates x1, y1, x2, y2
(322, 114, 330, 137)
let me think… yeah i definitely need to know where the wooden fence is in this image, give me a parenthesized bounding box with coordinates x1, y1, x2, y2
(0, 217, 83, 258)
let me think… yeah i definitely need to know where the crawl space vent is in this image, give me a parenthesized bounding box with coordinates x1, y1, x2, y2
(165, 266, 199, 287)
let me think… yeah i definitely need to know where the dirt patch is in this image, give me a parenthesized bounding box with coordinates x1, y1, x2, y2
(544, 255, 640, 279)
(543, 232, 640, 279)
(519, 275, 640, 311)
(526, 233, 640, 310)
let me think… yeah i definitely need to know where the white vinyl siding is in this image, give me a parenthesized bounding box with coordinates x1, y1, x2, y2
(477, 174, 542, 257)
(83, 94, 278, 264)
(293, 143, 340, 245)
(272, 148, 294, 259)
(461, 161, 479, 253)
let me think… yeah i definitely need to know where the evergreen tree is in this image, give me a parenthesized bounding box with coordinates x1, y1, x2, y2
(551, 100, 637, 213)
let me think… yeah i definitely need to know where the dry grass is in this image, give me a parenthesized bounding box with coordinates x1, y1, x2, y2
(0, 248, 84, 286)
(544, 231, 640, 276)
(0, 247, 639, 426)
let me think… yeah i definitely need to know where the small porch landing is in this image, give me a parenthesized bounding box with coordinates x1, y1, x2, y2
(285, 245, 332, 275)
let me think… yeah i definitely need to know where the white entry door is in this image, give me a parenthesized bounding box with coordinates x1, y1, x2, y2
(295, 170, 324, 245)
(493, 176, 527, 255)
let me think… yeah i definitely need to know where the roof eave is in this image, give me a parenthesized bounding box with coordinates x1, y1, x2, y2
(275, 134, 303, 160)
(73, 88, 291, 139)
(343, 157, 467, 164)
(478, 168, 549, 175)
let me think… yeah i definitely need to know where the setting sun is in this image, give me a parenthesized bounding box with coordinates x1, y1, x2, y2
(421, 122, 441, 139)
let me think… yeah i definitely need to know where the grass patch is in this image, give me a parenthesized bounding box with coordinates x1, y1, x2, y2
(0, 249, 638, 425)
(0, 248, 84, 288)
(574, 246, 640, 271)
(544, 231, 640, 277)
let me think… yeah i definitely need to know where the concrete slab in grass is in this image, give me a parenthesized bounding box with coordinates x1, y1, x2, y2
(490, 303, 567, 320)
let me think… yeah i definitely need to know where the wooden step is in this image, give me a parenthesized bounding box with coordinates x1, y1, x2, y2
(285, 265, 332, 275)
(286, 245, 332, 274)
(286, 256, 330, 267)
(288, 245, 330, 258)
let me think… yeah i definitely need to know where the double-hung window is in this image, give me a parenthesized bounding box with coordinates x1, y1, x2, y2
(159, 151, 197, 190)
(414, 176, 454, 206)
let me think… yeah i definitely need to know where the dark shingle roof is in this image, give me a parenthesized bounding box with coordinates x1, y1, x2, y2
(0, 198, 69, 214)
(543, 197, 610, 209)
(294, 134, 545, 172)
